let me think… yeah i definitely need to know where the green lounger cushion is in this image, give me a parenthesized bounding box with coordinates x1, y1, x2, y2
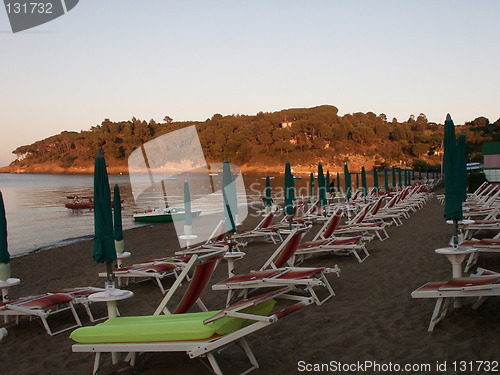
(70, 299, 275, 344)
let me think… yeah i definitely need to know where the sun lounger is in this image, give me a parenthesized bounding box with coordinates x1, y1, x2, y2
(411, 275, 500, 331)
(49, 287, 106, 322)
(99, 260, 183, 294)
(0, 292, 82, 335)
(213, 227, 340, 305)
(71, 287, 313, 375)
(294, 211, 370, 263)
(232, 212, 283, 244)
(333, 202, 390, 241)
(175, 220, 241, 256)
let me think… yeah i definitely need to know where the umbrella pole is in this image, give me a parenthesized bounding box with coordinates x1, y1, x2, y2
(106, 262, 114, 282)
(452, 219, 459, 248)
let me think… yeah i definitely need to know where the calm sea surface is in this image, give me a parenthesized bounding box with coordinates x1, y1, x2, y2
(0, 173, 269, 258)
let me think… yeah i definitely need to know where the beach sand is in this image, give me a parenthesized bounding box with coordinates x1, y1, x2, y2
(2, 194, 500, 375)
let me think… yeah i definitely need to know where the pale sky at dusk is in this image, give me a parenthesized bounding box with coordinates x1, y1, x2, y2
(0, 0, 499, 167)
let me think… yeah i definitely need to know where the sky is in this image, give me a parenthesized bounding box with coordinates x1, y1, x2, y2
(0, 0, 499, 167)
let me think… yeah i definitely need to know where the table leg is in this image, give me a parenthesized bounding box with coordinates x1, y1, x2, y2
(450, 255, 465, 308)
(452, 263, 463, 279)
(227, 259, 235, 278)
(106, 301, 120, 364)
(2, 287, 10, 323)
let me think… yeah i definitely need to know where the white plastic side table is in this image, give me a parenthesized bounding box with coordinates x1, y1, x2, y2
(0, 278, 20, 323)
(88, 289, 134, 364)
(435, 247, 477, 279)
(116, 252, 131, 268)
(435, 246, 477, 308)
(0, 278, 20, 303)
(179, 235, 198, 248)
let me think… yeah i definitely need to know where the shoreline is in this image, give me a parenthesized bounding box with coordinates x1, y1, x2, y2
(0, 159, 428, 176)
(18, 224, 150, 259)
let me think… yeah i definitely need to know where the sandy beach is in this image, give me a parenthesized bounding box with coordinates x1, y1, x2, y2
(2, 193, 500, 375)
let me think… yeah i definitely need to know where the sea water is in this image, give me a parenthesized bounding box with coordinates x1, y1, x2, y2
(0, 173, 138, 257)
(0, 173, 267, 257)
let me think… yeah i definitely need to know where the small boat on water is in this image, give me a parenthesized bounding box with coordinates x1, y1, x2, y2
(133, 206, 202, 223)
(66, 201, 95, 209)
(65, 197, 123, 210)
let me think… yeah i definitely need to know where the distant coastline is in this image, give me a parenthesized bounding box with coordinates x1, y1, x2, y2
(0, 157, 374, 175)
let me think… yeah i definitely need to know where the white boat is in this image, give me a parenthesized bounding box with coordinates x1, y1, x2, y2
(133, 207, 202, 223)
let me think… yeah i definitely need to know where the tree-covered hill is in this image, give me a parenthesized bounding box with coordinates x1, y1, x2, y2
(2, 105, 499, 174)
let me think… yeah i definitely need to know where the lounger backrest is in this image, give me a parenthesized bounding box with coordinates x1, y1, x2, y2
(473, 181, 489, 196)
(273, 230, 305, 268)
(261, 227, 308, 270)
(369, 198, 384, 215)
(259, 213, 275, 229)
(399, 188, 410, 201)
(174, 252, 224, 314)
(154, 250, 225, 316)
(385, 195, 398, 209)
(304, 200, 319, 216)
(351, 190, 361, 201)
(322, 213, 342, 239)
(351, 204, 370, 224)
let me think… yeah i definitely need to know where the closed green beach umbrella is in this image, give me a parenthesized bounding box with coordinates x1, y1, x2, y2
(373, 167, 379, 193)
(392, 166, 396, 188)
(398, 168, 402, 187)
(336, 172, 341, 193)
(309, 172, 315, 202)
(444, 114, 463, 221)
(284, 161, 294, 217)
(325, 171, 331, 198)
(443, 114, 464, 245)
(113, 184, 125, 255)
(264, 176, 272, 208)
(290, 170, 296, 203)
(93, 149, 116, 280)
(0, 192, 10, 264)
(384, 168, 389, 191)
(0, 191, 10, 281)
(222, 159, 237, 233)
(183, 181, 192, 227)
(355, 172, 359, 189)
(318, 163, 327, 206)
(361, 166, 367, 197)
(344, 163, 352, 201)
(113, 185, 123, 242)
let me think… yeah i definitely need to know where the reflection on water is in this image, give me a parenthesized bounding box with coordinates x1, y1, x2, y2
(0, 174, 139, 257)
(0, 173, 268, 257)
